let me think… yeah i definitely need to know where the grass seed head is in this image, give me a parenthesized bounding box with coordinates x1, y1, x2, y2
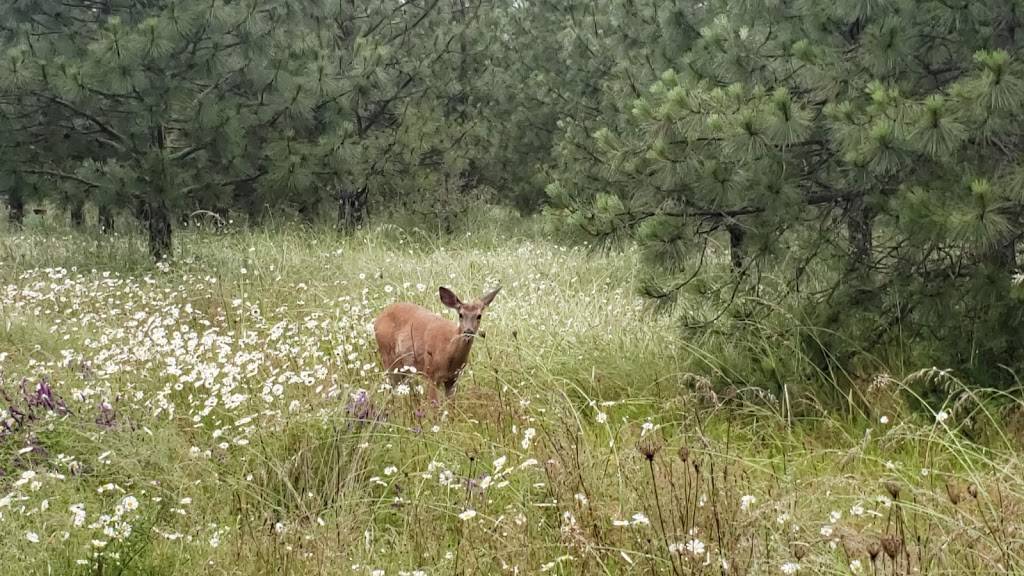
(881, 535, 901, 560)
(868, 541, 881, 563)
(637, 438, 661, 461)
(884, 480, 901, 500)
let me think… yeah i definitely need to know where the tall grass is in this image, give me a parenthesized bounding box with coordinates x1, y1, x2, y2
(0, 214, 1022, 574)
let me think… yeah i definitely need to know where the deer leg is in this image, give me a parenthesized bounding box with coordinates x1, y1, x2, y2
(426, 382, 440, 407)
(443, 376, 458, 399)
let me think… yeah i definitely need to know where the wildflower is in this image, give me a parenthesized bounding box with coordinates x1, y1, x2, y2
(781, 562, 801, 574)
(850, 504, 865, 516)
(820, 525, 833, 538)
(458, 509, 477, 521)
(26, 532, 40, 543)
(640, 420, 654, 437)
(493, 455, 507, 471)
(121, 496, 139, 512)
(936, 410, 949, 423)
(595, 411, 608, 424)
(850, 559, 863, 574)
(879, 415, 889, 424)
(630, 512, 650, 526)
(829, 510, 841, 523)
(740, 495, 756, 511)
(685, 538, 705, 556)
(521, 427, 536, 449)
(384, 466, 398, 476)
(14, 470, 37, 487)
(70, 504, 86, 527)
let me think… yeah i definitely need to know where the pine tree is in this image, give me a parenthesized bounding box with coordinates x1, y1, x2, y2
(550, 0, 1024, 376)
(0, 0, 291, 258)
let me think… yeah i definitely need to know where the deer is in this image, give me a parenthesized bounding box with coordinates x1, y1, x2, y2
(373, 286, 500, 402)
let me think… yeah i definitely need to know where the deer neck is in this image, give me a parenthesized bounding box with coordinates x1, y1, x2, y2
(444, 332, 474, 374)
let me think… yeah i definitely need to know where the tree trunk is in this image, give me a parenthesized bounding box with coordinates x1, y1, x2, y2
(846, 196, 873, 271)
(299, 199, 318, 225)
(727, 221, 746, 273)
(235, 180, 263, 226)
(988, 237, 1018, 270)
(70, 201, 85, 229)
(145, 200, 172, 261)
(337, 187, 367, 232)
(214, 207, 229, 233)
(99, 205, 115, 234)
(7, 189, 25, 227)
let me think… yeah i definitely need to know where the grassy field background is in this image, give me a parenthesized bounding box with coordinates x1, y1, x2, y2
(1, 213, 1022, 575)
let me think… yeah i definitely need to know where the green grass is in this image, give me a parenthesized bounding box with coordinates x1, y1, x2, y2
(1, 216, 1023, 575)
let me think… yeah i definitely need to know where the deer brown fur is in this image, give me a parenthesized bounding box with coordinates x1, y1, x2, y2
(374, 286, 500, 400)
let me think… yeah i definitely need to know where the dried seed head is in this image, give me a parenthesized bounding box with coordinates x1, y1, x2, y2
(637, 438, 661, 461)
(867, 542, 881, 562)
(945, 479, 963, 506)
(678, 445, 690, 463)
(881, 535, 901, 560)
(791, 542, 808, 561)
(884, 480, 901, 500)
(967, 483, 979, 499)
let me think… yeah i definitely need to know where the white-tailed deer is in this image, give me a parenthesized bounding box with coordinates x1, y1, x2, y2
(374, 286, 500, 401)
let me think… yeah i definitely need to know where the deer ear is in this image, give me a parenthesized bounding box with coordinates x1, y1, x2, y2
(439, 287, 462, 309)
(480, 286, 501, 307)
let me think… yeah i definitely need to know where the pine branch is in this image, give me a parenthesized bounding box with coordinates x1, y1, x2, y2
(18, 167, 100, 188)
(388, 0, 442, 43)
(42, 95, 133, 153)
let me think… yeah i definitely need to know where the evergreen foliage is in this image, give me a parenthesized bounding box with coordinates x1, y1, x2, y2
(547, 0, 1024, 382)
(2, 0, 1024, 382)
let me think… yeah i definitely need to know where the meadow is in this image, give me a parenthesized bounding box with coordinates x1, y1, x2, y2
(1, 213, 1023, 575)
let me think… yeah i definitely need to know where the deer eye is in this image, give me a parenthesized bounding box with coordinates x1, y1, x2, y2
(475, 314, 481, 320)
